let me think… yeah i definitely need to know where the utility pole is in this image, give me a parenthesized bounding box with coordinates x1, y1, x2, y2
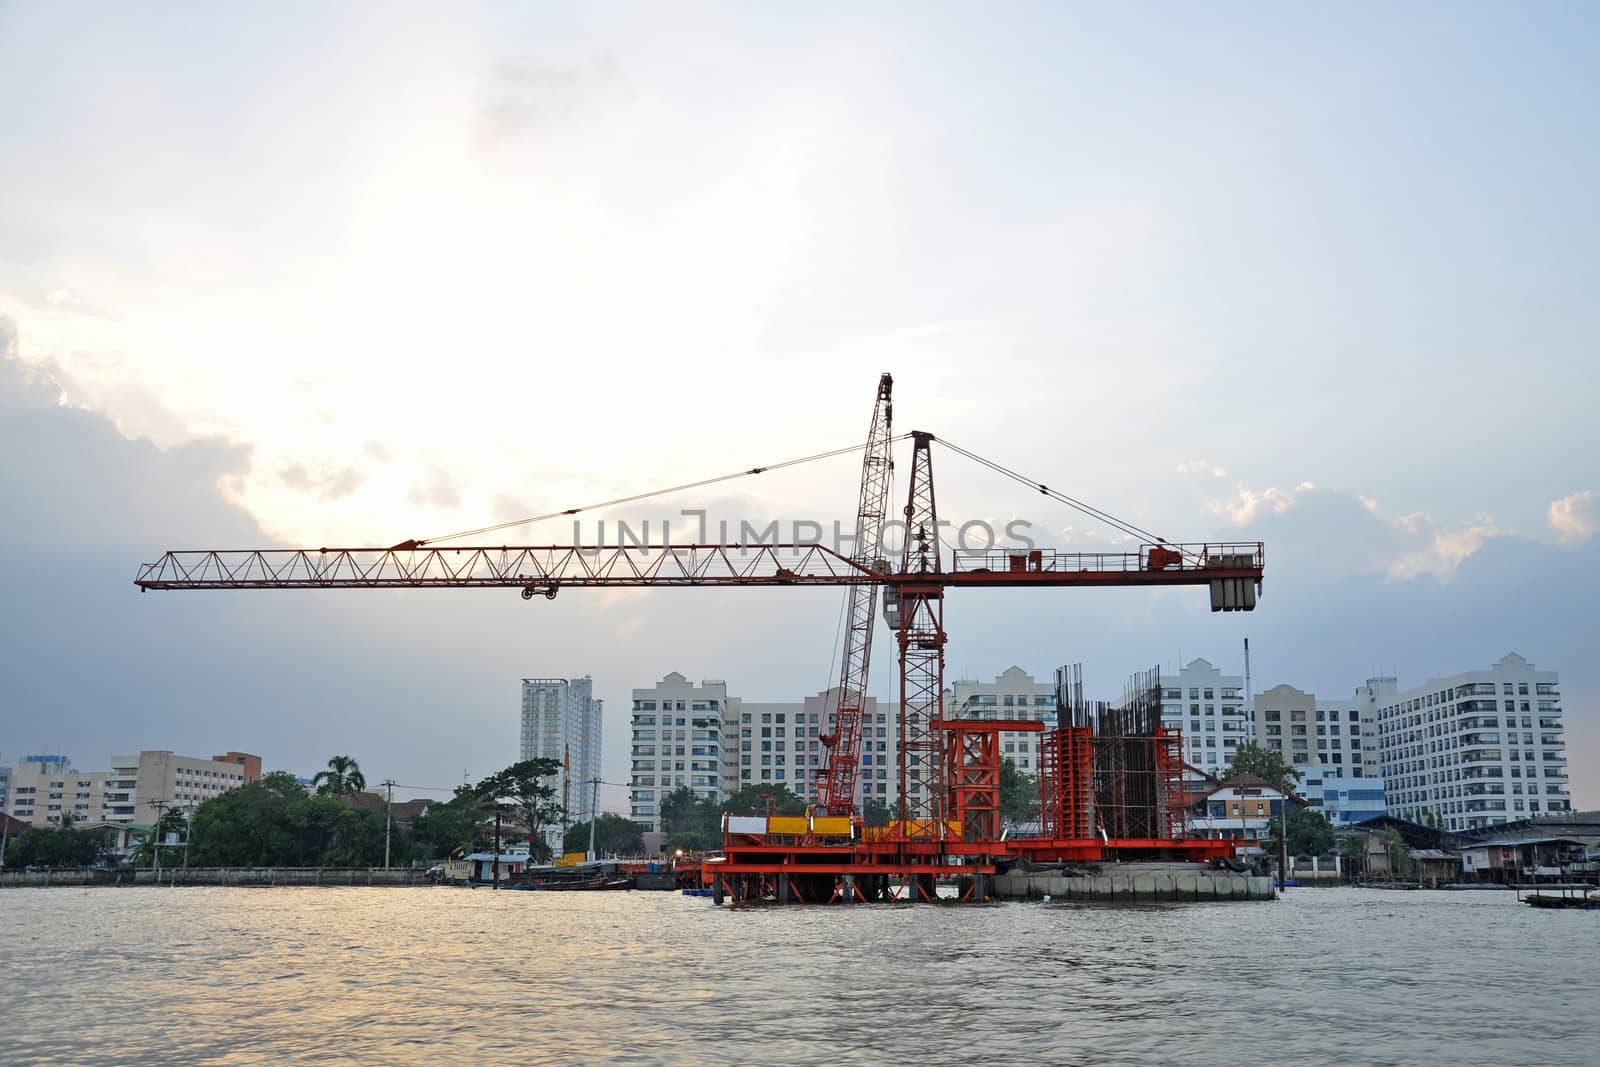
(148, 798, 172, 877)
(587, 778, 600, 862)
(381, 779, 395, 869)
(492, 805, 502, 890)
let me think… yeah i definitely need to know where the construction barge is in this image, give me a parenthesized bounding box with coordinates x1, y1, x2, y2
(702, 668, 1269, 905)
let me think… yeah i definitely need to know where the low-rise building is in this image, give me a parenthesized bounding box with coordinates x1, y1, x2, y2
(110, 750, 260, 825)
(5, 755, 105, 828)
(1187, 774, 1303, 845)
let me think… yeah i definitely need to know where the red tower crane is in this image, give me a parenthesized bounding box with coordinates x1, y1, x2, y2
(815, 372, 894, 817)
(135, 374, 1264, 902)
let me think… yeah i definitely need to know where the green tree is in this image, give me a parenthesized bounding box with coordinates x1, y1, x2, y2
(563, 814, 647, 857)
(1336, 832, 1366, 880)
(128, 806, 191, 868)
(1000, 757, 1039, 824)
(475, 758, 564, 862)
(410, 788, 486, 859)
(658, 786, 720, 852)
(1221, 742, 1302, 790)
(861, 797, 892, 828)
(2, 824, 116, 869)
(721, 784, 806, 817)
(1267, 805, 1336, 857)
(313, 755, 366, 796)
(1378, 828, 1415, 877)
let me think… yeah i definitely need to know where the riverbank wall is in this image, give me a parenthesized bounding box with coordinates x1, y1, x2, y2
(992, 861, 1275, 902)
(1, 867, 433, 888)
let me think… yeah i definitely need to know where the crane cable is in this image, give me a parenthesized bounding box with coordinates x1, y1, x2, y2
(937, 437, 1188, 557)
(407, 435, 914, 548)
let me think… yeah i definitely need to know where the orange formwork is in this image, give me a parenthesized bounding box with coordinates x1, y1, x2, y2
(705, 718, 1235, 905)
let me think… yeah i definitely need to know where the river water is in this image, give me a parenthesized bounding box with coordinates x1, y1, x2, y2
(1, 886, 1595, 1065)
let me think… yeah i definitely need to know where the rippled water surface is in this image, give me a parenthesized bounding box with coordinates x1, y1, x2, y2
(2, 886, 1596, 1065)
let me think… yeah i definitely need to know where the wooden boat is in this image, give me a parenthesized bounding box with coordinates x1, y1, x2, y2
(1522, 892, 1599, 910)
(525, 876, 632, 891)
(1519, 884, 1599, 909)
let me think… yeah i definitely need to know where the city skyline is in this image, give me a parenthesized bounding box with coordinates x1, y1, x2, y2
(1, 5, 1595, 814)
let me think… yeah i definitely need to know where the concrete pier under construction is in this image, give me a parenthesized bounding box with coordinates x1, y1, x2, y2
(992, 861, 1275, 902)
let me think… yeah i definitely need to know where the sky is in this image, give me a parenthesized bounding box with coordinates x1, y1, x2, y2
(0, 3, 1596, 812)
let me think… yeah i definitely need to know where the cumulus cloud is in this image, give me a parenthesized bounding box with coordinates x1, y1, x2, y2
(1210, 479, 1506, 582)
(1176, 459, 1228, 478)
(1548, 490, 1598, 544)
(1211, 481, 1317, 525)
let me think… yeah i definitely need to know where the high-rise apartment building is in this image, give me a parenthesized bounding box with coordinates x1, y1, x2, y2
(949, 666, 1056, 781)
(1375, 653, 1570, 831)
(1159, 658, 1248, 777)
(739, 689, 897, 808)
(628, 674, 736, 831)
(631, 666, 1062, 828)
(1252, 683, 1385, 825)
(520, 677, 604, 836)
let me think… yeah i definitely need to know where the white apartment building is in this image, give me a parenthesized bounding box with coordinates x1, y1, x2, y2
(1159, 658, 1248, 777)
(1253, 683, 1386, 825)
(6, 751, 254, 828)
(628, 674, 738, 832)
(950, 666, 1057, 775)
(0, 764, 11, 815)
(520, 677, 604, 835)
(1376, 653, 1570, 831)
(739, 689, 896, 808)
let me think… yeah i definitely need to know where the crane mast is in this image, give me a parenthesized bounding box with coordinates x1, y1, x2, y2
(814, 373, 895, 817)
(894, 431, 945, 835)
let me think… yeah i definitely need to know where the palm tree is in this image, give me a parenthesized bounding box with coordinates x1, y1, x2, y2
(313, 755, 366, 796)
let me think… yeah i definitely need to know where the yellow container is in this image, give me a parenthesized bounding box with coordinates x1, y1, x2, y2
(554, 851, 587, 867)
(768, 815, 809, 836)
(809, 815, 854, 837)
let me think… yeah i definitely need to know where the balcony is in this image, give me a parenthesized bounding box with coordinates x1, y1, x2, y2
(1459, 750, 1504, 764)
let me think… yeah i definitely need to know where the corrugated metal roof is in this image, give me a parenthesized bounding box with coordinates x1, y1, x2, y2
(1456, 836, 1583, 849)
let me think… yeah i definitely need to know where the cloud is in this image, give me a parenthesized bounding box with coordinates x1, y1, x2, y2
(1210, 479, 1505, 582)
(41, 286, 117, 320)
(408, 465, 460, 510)
(277, 461, 368, 501)
(1548, 490, 1598, 544)
(1211, 481, 1317, 525)
(1176, 459, 1227, 478)
(471, 52, 630, 153)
